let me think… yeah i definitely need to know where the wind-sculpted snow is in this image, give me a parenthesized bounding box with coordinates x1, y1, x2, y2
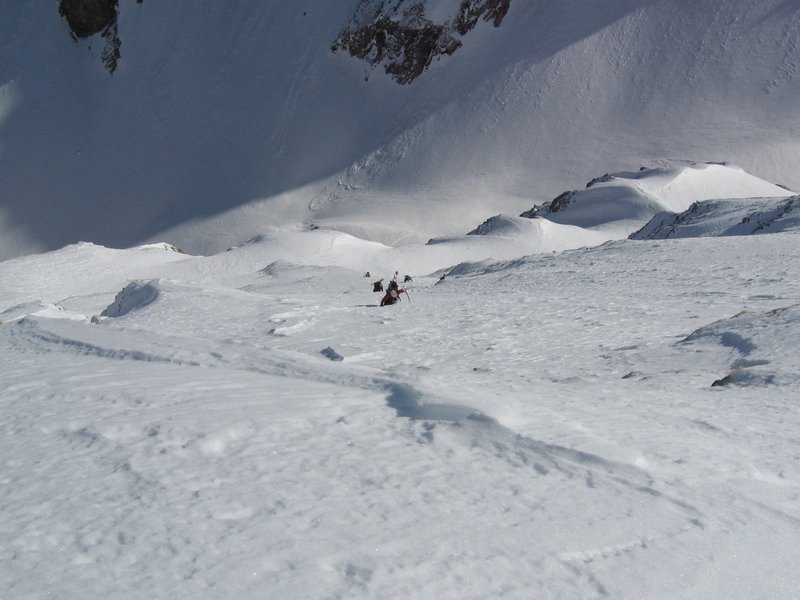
(2, 231, 800, 598)
(523, 162, 795, 239)
(101, 279, 161, 317)
(6, 316, 203, 367)
(631, 196, 800, 239)
(384, 380, 486, 422)
(384, 380, 694, 512)
(680, 304, 800, 387)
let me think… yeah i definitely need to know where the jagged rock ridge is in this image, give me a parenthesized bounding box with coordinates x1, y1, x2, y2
(332, 0, 512, 84)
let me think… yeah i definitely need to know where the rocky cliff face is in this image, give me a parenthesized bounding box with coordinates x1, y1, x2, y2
(332, 0, 512, 84)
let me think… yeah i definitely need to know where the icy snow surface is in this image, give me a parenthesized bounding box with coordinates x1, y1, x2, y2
(2, 229, 800, 598)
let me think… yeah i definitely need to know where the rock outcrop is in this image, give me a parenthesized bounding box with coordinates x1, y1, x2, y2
(58, 0, 132, 73)
(332, 0, 512, 84)
(453, 0, 511, 35)
(58, 0, 118, 38)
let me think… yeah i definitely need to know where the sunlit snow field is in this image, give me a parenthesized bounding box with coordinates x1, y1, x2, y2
(2, 228, 799, 599)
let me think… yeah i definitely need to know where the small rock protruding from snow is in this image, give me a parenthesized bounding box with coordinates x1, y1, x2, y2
(321, 346, 345, 362)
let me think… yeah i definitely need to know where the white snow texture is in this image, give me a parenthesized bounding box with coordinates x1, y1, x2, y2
(2, 1, 800, 598)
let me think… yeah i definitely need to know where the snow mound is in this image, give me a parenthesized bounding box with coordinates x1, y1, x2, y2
(2, 301, 52, 323)
(524, 162, 794, 238)
(101, 280, 161, 317)
(247, 260, 368, 294)
(430, 214, 609, 257)
(259, 260, 355, 281)
(0, 301, 89, 323)
(680, 304, 800, 387)
(631, 196, 800, 239)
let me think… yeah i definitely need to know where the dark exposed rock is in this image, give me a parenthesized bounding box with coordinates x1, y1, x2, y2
(101, 21, 121, 73)
(454, 0, 511, 35)
(333, 5, 461, 85)
(518, 205, 541, 219)
(520, 190, 574, 219)
(467, 214, 504, 235)
(586, 173, 614, 188)
(58, 0, 129, 73)
(333, 0, 512, 84)
(547, 190, 575, 213)
(59, 0, 118, 38)
(711, 373, 734, 387)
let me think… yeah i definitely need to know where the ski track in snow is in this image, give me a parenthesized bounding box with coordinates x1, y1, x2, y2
(2, 234, 800, 598)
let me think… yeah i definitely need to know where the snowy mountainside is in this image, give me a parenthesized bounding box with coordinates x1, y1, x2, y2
(631, 195, 800, 239)
(2, 0, 800, 260)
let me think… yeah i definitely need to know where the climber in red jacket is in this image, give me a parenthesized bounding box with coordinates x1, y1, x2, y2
(380, 280, 406, 306)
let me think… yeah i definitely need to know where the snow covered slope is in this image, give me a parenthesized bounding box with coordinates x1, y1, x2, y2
(522, 161, 794, 238)
(2, 0, 800, 259)
(631, 195, 800, 239)
(2, 230, 800, 598)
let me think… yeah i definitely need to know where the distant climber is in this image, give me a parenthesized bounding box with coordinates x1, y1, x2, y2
(403, 274, 413, 283)
(363, 271, 371, 278)
(373, 279, 384, 292)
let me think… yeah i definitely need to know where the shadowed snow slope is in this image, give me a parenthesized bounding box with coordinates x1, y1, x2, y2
(1, 1, 800, 259)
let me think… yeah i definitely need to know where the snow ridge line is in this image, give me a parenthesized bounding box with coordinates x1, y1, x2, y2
(3, 317, 203, 368)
